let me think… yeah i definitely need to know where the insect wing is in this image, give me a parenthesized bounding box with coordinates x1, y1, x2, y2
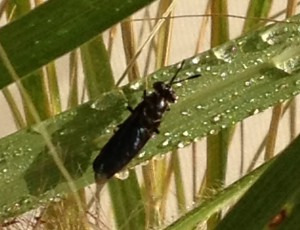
(93, 105, 152, 179)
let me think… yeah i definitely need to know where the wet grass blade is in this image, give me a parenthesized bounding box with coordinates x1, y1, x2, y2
(0, 0, 156, 89)
(216, 134, 300, 230)
(164, 156, 273, 230)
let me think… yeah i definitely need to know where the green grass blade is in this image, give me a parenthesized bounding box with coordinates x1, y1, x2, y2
(206, 1, 229, 228)
(108, 175, 146, 230)
(210, 0, 229, 46)
(242, 0, 273, 32)
(6, 0, 52, 124)
(67, 51, 79, 108)
(0, 0, 156, 89)
(163, 157, 272, 230)
(216, 134, 300, 230)
(0, 90, 128, 219)
(80, 35, 115, 99)
(278, 192, 300, 229)
(2, 88, 25, 129)
(22, 70, 51, 124)
(1, 14, 300, 218)
(46, 62, 62, 114)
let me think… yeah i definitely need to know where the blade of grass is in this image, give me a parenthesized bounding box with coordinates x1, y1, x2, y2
(173, 151, 187, 213)
(6, 0, 51, 125)
(108, 175, 146, 230)
(205, 1, 229, 229)
(163, 154, 274, 230)
(286, 0, 298, 142)
(277, 191, 300, 229)
(0, 0, 157, 89)
(46, 63, 61, 115)
(242, 0, 273, 32)
(21, 70, 51, 124)
(121, 18, 141, 82)
(80, 35, 115, 99)
(1, 88, 25, 129)
(67, 51, 79, 109)
(216, 134, 300, 230)
(151, 0, 175, 224)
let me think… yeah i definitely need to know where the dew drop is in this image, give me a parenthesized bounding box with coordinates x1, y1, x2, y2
(182, 131, 189, 137)
(115, 170, 129, 180)
(209, 129, 216, 135)
(279, 83, 288, 89)
(196, 67, 202, 73)
(220, 72, 227, 78)
(252, 109, 260, 115)
(191, 56, 200, 64)
(213, 42, 238, 63)
(212, 115, 221, 122)
(130, 82, 141, 90)
(177, 142, 184, 148)
(138, 151, 146, 158)
(155, 154, 166, 161)
(265, 92, 271, 97)
(196, 105, 204, 110)
(141, 160, 149, 166)
(244, 80, 251, 87)
(181, 111, 191, 116)
(162, 139, 169, 147)
(242, 63, 248, 69)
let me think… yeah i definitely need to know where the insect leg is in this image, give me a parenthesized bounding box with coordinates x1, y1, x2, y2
(143, 90, 147, 98)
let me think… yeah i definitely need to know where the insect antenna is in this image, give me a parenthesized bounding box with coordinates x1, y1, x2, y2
(168, 60, 202, 85)
(171, 73, 202, 85)
(168, 61, 186, 85)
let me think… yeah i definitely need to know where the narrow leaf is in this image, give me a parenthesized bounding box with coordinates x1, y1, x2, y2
(0, 0, 156, 89)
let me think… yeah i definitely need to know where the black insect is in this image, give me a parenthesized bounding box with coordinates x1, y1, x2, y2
(93, 61, 201, 183)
